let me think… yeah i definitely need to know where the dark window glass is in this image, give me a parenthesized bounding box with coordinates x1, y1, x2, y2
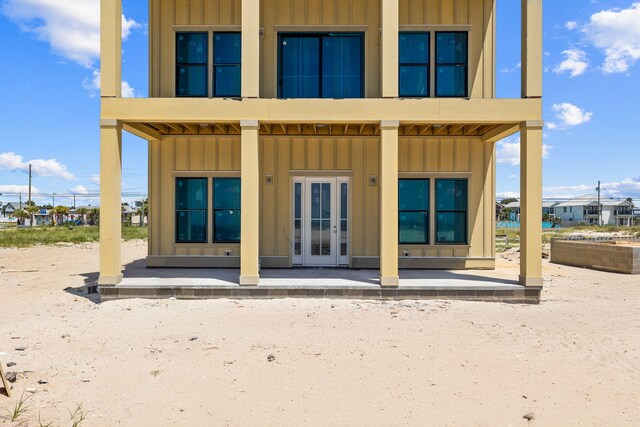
(280, 36, 321, 98)
(398, 179, 429, 244)
(399, 33, 429, 97)
(176, 33, 208, 97)
(176, 178, 208, 243)
(435, 32, 467, 97)
(322, 35, 363, 98)
(214, 33, 241, 97)
(294, 183, 302, 256)
(279, 33, 363, 99)
(340, 182, 348, 256)
(214, 33, 241, 64)
(436, 179, 468, 244)
(213, 178, 241, 243)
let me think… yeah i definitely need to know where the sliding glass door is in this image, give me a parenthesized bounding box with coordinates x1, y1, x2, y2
(279, 33, 364, 99)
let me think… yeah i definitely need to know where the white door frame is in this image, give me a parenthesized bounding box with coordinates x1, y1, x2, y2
(292, 177, 349, 266)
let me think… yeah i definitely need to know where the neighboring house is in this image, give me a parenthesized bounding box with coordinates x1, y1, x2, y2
(504, 201, 558, 219)
(554, 195, 634, 226)
(98, 0, 544, 288)
(2, 202, 26, 217)
(34, 209, 52, 226)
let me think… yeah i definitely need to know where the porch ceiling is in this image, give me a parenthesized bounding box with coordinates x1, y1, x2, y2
(125, 121, 513, 139)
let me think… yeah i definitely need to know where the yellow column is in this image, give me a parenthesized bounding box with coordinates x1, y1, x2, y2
(519, 121, 543, 286)
(381, 0, 399, 98)
(100, 0, 122, 98)
(521, 0, 542, 98)
(242, 0, 260, 98)
(99, 120, 123, 285)
(240, 120, 260, 285)
(380, 120, 399, 287)
(99, 0, 123, 286)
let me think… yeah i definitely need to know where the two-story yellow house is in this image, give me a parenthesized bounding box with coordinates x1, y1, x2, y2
(99, 0, 543, 295)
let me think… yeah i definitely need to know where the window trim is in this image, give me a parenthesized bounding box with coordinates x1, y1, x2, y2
(434, 31, 469, 98)
(398, 178, 430, 245)
(175, 177, 209, 244)
(435, 178, 469, 245)
(277, 32, 365, 99)
(212, 177, 242, 243)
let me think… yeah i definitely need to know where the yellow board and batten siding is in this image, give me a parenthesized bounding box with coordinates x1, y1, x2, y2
(150, 0, 495, 98)
(147, 0, 498, 268)
(149, 136, 495, 263)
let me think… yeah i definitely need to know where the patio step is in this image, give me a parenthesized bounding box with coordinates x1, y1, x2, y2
(99, 285, 541, 304)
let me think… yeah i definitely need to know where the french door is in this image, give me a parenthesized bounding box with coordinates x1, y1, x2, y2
(292, 177, 349, 266)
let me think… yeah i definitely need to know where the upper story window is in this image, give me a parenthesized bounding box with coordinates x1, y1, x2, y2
(435, 32, 468, 97)
(213, 33, 241, 97)
(399, 33, 430, 97)
(278, 33, 364, 99)
(176, 32, 208, 97)
(176, 32, 241, 98)
(398, 31, 468, 98)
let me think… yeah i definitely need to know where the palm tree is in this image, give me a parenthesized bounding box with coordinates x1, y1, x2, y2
(13, 209, 29, 226)
(88, 208, 100, 225)
(52, 206, 70, 226)
(136, 199, 148, 226)
(76, 207, 89, 226)
(26, 205, 39, 227)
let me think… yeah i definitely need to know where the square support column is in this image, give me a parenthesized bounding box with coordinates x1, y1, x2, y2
(519, 121, 544, 286)
(99, 120, 123, 285)
(242, 0, 260, 98)
(240, 120, 260, 285)
(100, 0, 122, 98)
(521, 0, 542, 98)
(380, 120, 400, 287)
(381, 0, 399, 98)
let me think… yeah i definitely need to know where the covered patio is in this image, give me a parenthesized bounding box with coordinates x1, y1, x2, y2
(99, 262, 540, 303)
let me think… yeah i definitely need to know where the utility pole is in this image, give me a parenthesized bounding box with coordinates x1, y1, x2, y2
(28, 164, 32, 206)
(596, 181, 602, 226)
(52, 193, 56, 207)
(73, 194, 76, 210)
(19, 192, 22, 207)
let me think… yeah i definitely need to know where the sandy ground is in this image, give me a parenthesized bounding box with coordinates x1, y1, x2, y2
(0, 241, 639, 426)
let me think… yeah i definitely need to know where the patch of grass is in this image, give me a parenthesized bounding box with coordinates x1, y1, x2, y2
(69, 404, 88, 427)
(150, 370, 161, 377)
(5, 392, 31, 422)
(0, 226, 147, 248)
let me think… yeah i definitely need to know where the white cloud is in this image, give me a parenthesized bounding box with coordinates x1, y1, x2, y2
(82, 70, 137, 98)
(546, 122, 557, 130)
(565, 21, 578, 30)
(544, 176, 640, 199)
(90, 174, 100, 186)
(551, 103, 593, 127)
(497, 192, 520, 200)
(583, 3, 640, 73)
(496, 137, 551, 166)
(554, 49, 589, 77)
(69, 185, 89, 195)
(2, 0, 140, 68)
(0, 152, 75, 180)
(2, 0, 140, 96)
(499, 62, 521, 73)
(0, 185, 40, 194)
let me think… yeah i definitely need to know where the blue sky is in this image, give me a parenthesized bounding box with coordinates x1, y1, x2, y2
(0, 0, 639, 207)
